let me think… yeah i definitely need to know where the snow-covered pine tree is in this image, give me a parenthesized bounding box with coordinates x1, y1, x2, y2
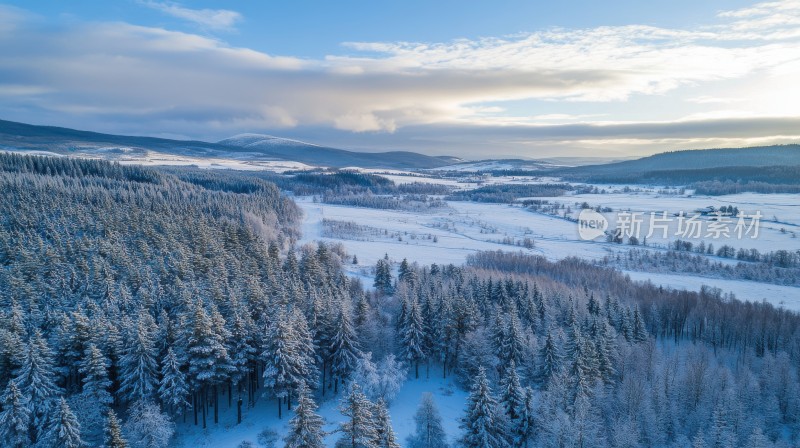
(40, 397, 83, 448)
(330, 305, 361, 394)
(104, 409, 128, 448)
(406, 392, 448, 448)
(261, 306, 296, 419)
(398, 258, 418, 286)
(568, 332, 598, 401)
(400, 298, 426, 379)
(228, 300, 257, 404)
(284, 381, 326, 448)
(284, 249, 300, 280)
(500, 360, 525, 422)
(500, 313, 525, 371)
(158, 347, 190, 415)
(460, 367, 506, 448)
(632, 306, 648, 344)
(0, 380, 31, 448)
(373, 398, 400, 448)
(373, 257, 393, 296)
(515, 387, 535, 448)
(186, 300, 233, 427)
(291, 308, 320, 395)
(490, 312, 506, 364)
(395, 298, 408, 335)
(80, 343, 113, 406)
(337, 383, 378, 448)
(536, 328, 561, 388)
(594, 320, 617, 384)
(13, 329, 60, 442)
(119, 318, 159, 403)
(354, 293, 371, 331)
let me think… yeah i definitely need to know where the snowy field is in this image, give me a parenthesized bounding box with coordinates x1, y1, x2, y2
(542, 190, 800, 251)
(174, 374, 467, 448)
(296, 193, 800, 310)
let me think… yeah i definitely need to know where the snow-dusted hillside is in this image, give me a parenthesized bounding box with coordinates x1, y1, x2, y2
(218, 133, 320, 150)
(432, 159, 562, 172)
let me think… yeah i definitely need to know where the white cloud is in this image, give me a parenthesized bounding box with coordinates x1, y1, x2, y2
(141, 1, 241, 31)
(0, 1, 799, 157)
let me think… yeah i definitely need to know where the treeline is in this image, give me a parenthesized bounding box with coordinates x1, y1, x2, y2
(691, 180, 800, 195)
(446, 183, 574, 203)
(561, 164, 800, 190)
(285, 171, 451, 196)
(168, 167, 452, 198)
(601, 248, 800, 286)
(0, 151, 163, 184)
(322, 192, 447, 211)
(669, 239, 800, 268)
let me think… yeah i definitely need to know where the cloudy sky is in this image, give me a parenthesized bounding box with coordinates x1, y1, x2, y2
(1, 0, 799, 158)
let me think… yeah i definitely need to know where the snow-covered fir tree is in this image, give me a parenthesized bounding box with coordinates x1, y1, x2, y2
(399, 298, 426, 379)
(119, 318, 159, 403)
(0, 380, 31, 448)
(373, 398, 401, 448)
(407, 392, 449, 448)
(337, 383, 378, 448)
(80, 343, 113, 406)
(104, 409, 128, 448)
(284, 381, 326, 448)
(13, 330, 61, 442)
(40, 397, 83, 448)
(460, 367, 507, 448)
(330, 305, 361, 394)
(158, 347, 190, 415)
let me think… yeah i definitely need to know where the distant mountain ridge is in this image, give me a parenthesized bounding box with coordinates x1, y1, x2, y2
(553, 144, 800, 181)
(0, 119, 454, 169)
(561, 145, 800, 173)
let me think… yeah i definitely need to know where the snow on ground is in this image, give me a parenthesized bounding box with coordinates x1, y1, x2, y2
(173, 373, 467, 448)
(116, 151, 315, 172)
(623, 271, 800, 312)
(0, 148, 65, 157)
(430, 160, 558, 172)
(534, 190, 800, 252)
(296, 196, 800, 309)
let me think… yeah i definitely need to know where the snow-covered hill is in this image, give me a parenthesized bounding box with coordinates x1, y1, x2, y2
(218, 133, 320, 150)
(0, 119, 454, 170)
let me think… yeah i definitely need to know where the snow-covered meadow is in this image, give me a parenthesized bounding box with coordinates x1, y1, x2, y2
(296, 187, 800, 309)
(174, 375, 467, 448)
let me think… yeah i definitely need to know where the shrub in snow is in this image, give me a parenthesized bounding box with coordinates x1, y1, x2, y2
(350, 352, 406, 403)
(257, 428, 279, 448)
(123, 400, 175, 448)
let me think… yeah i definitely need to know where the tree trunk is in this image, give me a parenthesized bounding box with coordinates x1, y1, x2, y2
(277, 396, 282, 419)
(193, 391, 198, 426)
(214, 385, 219, 424)
(202, 387, 207, 429)
(321, 360, 327, 396)
(237, 396, 242, 424)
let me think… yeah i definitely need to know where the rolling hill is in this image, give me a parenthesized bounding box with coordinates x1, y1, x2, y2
(0, 119, 454, 169)
(551, 144, 800, 183)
